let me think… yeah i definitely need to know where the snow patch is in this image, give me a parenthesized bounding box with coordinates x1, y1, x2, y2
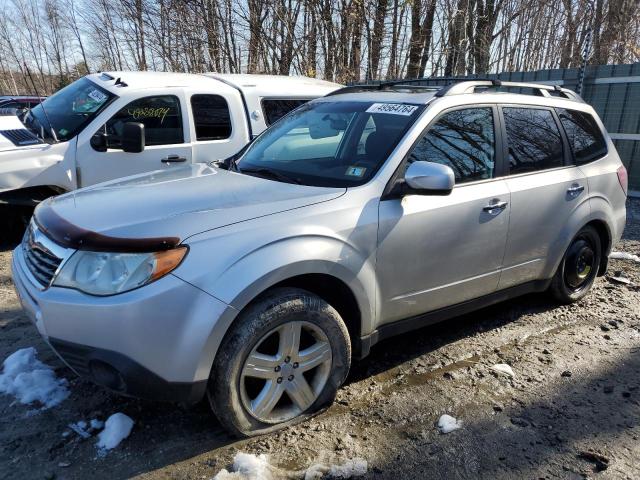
(213, 453, 271, 480)
(437, 414, 462, 434)
(90, 418, 104, 430)
(0, 347, 69, 409)
(212, 453, 367, 479)
(610, 251, 640, 263)
(304, 458, 368, 479)
(96, 413, 134, 452)
(491, 363, 515, 377)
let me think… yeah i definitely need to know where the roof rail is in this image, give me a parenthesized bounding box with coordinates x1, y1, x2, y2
(434, 79, 582, 101)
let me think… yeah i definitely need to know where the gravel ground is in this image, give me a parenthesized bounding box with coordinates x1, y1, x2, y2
(1, 199, 639, 480)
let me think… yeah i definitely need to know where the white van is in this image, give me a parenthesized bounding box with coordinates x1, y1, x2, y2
(0, 72, 340, 211)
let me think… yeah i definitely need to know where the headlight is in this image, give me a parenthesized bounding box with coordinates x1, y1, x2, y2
(53, 247, 188, 296)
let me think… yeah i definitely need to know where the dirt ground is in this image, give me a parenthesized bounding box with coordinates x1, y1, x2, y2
(1, 199, 639, 480)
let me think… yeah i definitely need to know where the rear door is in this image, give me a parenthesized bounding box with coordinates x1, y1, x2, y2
(498, 105, 588, 289)
(188, 92, 251, 163)
(377, 105, 511, 323)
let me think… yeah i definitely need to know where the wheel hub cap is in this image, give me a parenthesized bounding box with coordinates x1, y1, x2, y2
(565, 238, 595, 290)
(239, 321, 332, 424)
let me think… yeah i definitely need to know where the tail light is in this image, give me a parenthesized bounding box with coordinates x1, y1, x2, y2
(617, 165, 628, 196)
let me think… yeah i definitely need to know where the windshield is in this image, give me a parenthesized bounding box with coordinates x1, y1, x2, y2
(237, 100, 425, 187)
(22, 78, 115, 142)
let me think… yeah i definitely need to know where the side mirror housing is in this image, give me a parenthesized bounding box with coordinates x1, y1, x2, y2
(404, 161, 455, 195)
(121, 122, 145, 153)
(90, 132, 108, 152)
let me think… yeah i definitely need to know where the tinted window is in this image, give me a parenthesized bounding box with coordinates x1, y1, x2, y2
(503, 107, 564, 174)
(105, 95, 183, 148)
(408, 108, 495, 183)
(557, 109, 607, 164)
(191, 94, 232, 140)
(262, 99, 309, 125)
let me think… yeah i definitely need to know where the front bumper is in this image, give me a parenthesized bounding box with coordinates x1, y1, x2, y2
(11, 246, 231, 404)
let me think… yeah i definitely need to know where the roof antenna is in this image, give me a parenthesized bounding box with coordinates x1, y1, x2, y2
(23, 62, 58, 143)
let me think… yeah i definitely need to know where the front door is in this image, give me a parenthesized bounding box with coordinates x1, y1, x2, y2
(377, 106, 510, 324)
(75, 94, 192, 187)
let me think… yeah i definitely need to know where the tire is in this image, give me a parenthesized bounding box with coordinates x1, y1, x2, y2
(208, 287, 351, 437)
(0, 205, 31, 248)
(549, 225, 602, 304)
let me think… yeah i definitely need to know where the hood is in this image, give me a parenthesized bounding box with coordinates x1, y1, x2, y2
(0, 114, 43, 152)
(35, 164, 345, 251)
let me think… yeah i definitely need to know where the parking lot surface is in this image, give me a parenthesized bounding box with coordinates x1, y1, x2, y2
(1, 199, 639, 479)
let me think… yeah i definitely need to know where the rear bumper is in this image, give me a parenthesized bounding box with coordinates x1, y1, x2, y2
(48, 337, 207, 404)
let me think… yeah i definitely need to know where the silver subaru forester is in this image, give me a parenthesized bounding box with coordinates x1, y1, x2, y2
(11, 80, 627, 436)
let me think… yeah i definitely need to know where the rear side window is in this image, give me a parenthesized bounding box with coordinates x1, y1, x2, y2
(105, 95, 183, 147)
(503, 107, 564, 174)
(262, 99, 309, 125)
(191, 94, 232, 141)
(557, 109, 607, 164)
(408, 107, 496, 184)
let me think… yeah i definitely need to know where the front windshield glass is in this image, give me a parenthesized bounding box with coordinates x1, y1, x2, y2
(237, 100, 425, 187)
(23, 78, 115, 142)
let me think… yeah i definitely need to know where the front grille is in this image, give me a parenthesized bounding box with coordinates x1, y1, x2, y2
(22, 224, 63, 287)
(0, 128, 42, 146)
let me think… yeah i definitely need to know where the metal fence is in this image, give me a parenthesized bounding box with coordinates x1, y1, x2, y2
(360, 63, 640, 192)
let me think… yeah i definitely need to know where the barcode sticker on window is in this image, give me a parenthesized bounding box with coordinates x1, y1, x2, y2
(88, 89, 108, 103)
(366, 103, 418, 116)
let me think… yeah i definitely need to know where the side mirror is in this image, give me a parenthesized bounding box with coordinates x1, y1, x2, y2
(90, 132, 108, 152)
(121, 122, 145, 153)
(404, 161, 455, 195)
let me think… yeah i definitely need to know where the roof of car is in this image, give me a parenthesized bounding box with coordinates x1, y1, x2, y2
(319, 80, 586, 106)
(318, 89, 439, 105)
(87, 71, 341, 97)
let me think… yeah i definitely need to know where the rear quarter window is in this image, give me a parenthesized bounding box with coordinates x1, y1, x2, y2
(557, 108, 607, 164)
(262, 99, 309, 126)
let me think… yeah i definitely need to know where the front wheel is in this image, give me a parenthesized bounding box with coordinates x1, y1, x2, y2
(208, 288, 351, 437)
(549, 225, 601, 303)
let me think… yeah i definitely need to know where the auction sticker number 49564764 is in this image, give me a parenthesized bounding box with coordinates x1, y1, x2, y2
(365, 103, 419, 116)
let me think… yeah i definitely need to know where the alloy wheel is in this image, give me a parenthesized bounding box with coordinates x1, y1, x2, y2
(239, 321, 333, 423)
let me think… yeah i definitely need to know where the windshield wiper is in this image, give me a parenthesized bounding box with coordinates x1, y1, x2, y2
(240, 167, 303, 185)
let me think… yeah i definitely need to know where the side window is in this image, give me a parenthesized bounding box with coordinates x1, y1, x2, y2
(503, 107, 563, 174)
(262, 99, 309, 125)
(191, 94, 232, 141)
(105, 95, 183, 148)
(557, 108, 607, 164)
(408, 107, 496, 184)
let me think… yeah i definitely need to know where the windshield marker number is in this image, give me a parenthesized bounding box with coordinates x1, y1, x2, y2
(366, 103, 418, 116)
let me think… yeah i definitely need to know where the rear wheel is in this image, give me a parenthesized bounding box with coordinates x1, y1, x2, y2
(208, 288, 351, 437)
(549, 225, 601, 303)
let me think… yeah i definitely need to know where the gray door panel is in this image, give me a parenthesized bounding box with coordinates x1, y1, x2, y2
(377, 180, 510, 324)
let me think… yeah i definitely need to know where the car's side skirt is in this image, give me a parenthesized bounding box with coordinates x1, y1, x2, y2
(357, 279, 552, 359)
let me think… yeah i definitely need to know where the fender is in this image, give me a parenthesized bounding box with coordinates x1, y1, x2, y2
(0, 138, 77, 196)
(542, 195, 614, 278)
(188, 234, 379, 382)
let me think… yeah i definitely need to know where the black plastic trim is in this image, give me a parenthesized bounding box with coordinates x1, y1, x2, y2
(48, 338, 207, 405)
(357, 279, 551, 359)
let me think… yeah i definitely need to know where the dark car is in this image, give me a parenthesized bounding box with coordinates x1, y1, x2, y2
(0, 95, 46, 111)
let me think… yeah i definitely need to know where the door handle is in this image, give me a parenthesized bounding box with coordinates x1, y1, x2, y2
(482, 201, 508, 215)
(161, 154, 187, 163)
(567, 184, 585, 195)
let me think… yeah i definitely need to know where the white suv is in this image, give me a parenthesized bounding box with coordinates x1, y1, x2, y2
(12, 80, 627, 436)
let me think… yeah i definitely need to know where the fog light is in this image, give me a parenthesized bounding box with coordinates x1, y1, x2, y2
(89, 360, 126, 391)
